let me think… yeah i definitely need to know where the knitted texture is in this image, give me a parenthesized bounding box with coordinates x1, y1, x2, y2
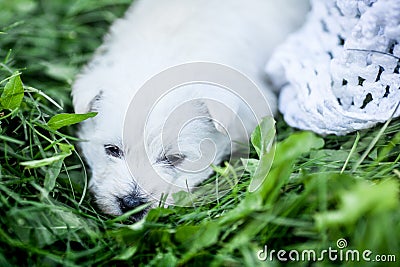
(266, 0, 400, 135)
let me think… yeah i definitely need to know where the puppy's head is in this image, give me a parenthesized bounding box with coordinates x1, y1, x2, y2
(74, 85, 235, 220)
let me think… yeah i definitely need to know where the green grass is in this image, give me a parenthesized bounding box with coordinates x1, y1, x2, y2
(0, 1, 399, 266)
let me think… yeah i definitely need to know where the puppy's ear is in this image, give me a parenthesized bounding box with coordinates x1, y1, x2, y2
(170, 99, 235, 139)
(161, 99, 215, 130)
(202, 97, 259, 148)
(87, 91, 103, 112)
(72, 85, 103, 114)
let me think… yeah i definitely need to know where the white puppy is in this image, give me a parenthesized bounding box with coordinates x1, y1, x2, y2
(72, 0, 308, 219)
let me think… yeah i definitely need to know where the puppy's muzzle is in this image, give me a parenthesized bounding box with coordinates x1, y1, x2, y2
(118, 195, 148, 213)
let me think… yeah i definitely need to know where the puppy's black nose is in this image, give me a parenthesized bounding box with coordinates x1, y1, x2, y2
(119, 195, 147, 213)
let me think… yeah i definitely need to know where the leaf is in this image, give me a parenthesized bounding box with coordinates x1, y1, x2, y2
(20, 143, 73, 169)
(273, 131, 325, 166)
(0, 73, 24, 110)
(377, 131, 400, 162)
(47, 112, 97, 130)
(150, 251, 178, 267)
(241, 158, 259, 177)
(248, 116, 276, 192)
(223, 131, 325, 225)
(20, 152, 71, 168)
(315, 179, 399, 228)
(250, 116, 275, 158)
(258, 132, 324, 202)
(58, 143, 75, 153)
(44, 159, 64, 193)
(113, 246, 138, 261)
(145, 207, 176, 222)
(175, 221, 220, 251)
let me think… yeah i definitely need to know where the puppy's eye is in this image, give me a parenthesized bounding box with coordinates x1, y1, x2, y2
(104, 144, 123, 158)
(163, 153, 185, 167)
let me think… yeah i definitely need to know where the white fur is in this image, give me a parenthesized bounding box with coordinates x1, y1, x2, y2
(72, 0, 308, 218)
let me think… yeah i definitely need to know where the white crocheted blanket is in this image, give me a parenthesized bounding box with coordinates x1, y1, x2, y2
(266, 0, 400, 135)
